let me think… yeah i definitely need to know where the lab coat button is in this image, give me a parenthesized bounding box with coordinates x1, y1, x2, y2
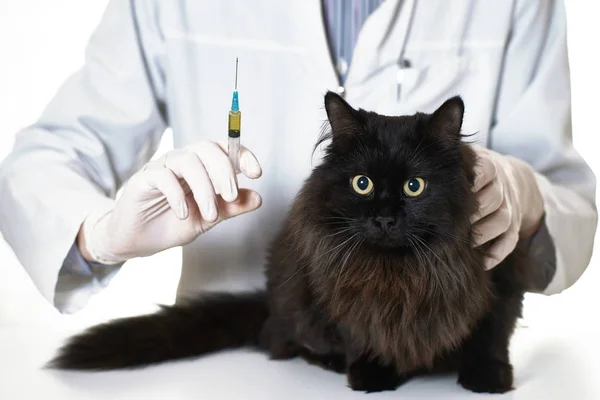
(337, 86, 345, 95)
(337, 59, 348, 76)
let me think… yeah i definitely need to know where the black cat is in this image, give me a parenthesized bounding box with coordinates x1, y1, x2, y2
(49, 92, 531, 394)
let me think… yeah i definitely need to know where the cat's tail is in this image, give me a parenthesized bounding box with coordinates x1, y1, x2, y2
(47, 291, 268, 371)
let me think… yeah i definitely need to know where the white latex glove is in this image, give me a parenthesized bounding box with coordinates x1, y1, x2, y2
(78, 141, 262, 264)
(470, 145, 545, 270)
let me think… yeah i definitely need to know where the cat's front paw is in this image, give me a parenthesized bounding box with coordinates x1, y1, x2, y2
(347, 360, 401, 393)
(458, 359, 514, 394)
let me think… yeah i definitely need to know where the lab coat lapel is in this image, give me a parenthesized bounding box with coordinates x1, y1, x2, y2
(292, 0, 340, 93)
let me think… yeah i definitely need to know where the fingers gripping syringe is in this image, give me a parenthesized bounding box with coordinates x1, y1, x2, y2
(228, 58, 241, 172)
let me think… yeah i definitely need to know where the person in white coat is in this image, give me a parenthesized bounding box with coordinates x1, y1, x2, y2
(0, 0, 596, 314)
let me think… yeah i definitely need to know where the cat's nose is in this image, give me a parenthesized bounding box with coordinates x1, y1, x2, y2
(374, 216, 396, 231)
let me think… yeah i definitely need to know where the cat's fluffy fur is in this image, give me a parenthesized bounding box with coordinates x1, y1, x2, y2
(49, 93, 532, 394)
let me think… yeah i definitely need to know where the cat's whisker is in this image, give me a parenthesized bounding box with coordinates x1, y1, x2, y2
(420, 229, 469, 243)
(325, 226, 352, 238)
(322, 216, 356, 221)
(275, 263, 309, 291)
(411, 228, 471, 245)
(324, 221, 359, 226)
(322, 218, 360, 230)
(314, 234, 359, 262)
(333, 236, 364, 299)
(408, 141, 435, 164)
(407, 140, 425, 163)
(411, 234, 469, 295)
(276, 233, 359, 291)
(323, 222, 357, 231)
(407, 235, 428, 267)
(324, 229, 353, 239)
(411, 234, 446, 268)
(276, 220, 356, 257)
(322, 234, 360, 275)
(408, 233, 452, 306)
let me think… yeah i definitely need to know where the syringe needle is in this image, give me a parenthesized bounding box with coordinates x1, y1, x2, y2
(235, 57, 238, 90)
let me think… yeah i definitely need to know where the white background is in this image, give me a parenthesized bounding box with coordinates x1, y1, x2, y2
(0, 0, 598, 330)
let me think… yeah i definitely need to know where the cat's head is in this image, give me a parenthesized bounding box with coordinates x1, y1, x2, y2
(311, 92, 477, 252)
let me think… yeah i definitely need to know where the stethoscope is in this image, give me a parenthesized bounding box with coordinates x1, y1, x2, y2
(324, 0, 474, 101)
(385, 0, 474, 101)
(389, 0, 418, 101)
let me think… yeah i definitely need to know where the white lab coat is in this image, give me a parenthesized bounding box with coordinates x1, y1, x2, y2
(0, 0, 596, 313)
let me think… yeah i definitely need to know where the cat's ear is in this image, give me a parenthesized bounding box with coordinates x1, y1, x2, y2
(324, 91, 364, 138)
(428, 96, 464, 142)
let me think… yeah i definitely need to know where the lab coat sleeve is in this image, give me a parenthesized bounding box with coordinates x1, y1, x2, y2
(0, 0, 167, 313)
(489, 0, 597, 294)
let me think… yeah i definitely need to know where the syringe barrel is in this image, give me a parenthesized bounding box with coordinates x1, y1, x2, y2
(228, 110, 241, 136)
(228, 110, 241, 172)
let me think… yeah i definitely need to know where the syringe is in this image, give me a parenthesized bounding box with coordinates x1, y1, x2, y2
(228, 57, 241, 172)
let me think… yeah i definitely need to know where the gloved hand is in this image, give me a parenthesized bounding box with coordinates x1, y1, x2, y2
(470, 145, 545, 270)
(78, 140, 262, 264)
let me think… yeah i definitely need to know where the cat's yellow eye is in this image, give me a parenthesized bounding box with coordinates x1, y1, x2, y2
(351, 175, 374, 196)
(403, 177, 426, 197)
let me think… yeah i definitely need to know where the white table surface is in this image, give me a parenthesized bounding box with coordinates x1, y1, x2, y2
(1, 240, 600, 400)
(1, 317, 599, 399)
